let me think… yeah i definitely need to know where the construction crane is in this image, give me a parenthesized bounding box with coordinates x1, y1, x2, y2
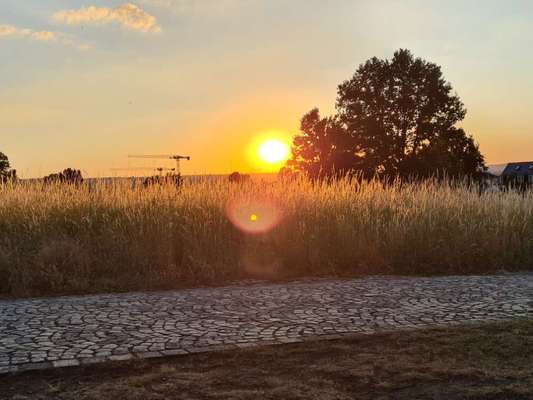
(110, 166, 176, 176)
(127, 154, 190, 175)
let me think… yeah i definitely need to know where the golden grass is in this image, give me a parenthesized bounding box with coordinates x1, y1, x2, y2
(1, 177, 532, 297)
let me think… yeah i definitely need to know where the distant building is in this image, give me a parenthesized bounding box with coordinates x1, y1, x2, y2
(479, 164, 505, 192)
(500, 161, 533, 188)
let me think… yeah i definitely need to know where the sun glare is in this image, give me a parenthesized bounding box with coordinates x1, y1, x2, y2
(258, 139, 290, 164)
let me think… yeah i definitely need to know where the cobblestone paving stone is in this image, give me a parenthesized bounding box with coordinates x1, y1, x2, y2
(1, 274, 532, 374)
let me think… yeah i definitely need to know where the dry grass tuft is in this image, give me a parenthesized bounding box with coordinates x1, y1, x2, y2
(1, 177, 533, 297)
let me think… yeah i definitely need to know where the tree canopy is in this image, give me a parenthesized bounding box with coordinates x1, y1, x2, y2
(288, 49, 485, 179)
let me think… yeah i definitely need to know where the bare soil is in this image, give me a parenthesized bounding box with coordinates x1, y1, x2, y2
(2, 320, 533, 400)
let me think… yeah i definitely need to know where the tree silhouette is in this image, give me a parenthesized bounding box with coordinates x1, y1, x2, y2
(289, 49, 485, 179)
(142, 172, 182, 188)
(287, 109, 359, 179)
(43, 168, 83, 185)
(0, 151, 17, 184)
(0, 152, 10, 175)
(228, 171, 250, 183)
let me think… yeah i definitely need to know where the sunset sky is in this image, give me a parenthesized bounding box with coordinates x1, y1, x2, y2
(2, 0, 533, 177)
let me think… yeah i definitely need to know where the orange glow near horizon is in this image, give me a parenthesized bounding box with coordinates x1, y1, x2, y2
(6, 2, 533, 178)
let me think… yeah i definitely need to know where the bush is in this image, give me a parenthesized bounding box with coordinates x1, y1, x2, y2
(43, 168, 83, 185)
(228, 172, 250, 183)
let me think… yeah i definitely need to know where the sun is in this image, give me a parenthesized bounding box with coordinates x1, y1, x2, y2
(257, 139, 290, 164)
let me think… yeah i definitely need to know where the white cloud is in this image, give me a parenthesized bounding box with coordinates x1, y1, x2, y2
(0, 25, 18, 37)
(0, 24, 56, 42)
(0, 24, 91, 50)
(31, 30, 56, 42)
(53, 3, 161, 33)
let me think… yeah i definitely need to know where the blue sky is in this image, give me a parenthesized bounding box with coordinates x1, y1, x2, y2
(2, 0, 533, 177)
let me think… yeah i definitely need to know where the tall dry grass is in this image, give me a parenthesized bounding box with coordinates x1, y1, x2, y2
(1, 177, 532, 297)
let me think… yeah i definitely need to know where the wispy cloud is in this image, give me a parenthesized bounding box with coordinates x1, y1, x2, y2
(0, 24, 56, 42)
(137, 0, 176, 6)
(53, 3, 161, 33)
(0, 24, 91, 50)
(138, 0, 239, 15)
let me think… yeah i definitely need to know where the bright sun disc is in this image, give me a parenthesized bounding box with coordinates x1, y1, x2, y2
(258, 139, 289, 164)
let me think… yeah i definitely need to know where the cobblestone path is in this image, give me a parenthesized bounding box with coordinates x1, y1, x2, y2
(1, 274, 532, 374)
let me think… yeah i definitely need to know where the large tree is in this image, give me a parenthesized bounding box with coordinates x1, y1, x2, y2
(289, 49, 485, 179)
(287, 109, 360, 179)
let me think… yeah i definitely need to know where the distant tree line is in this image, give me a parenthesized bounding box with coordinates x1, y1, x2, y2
(142, 172, 182, 188)
(1, 151, 88, 186)
(286, 49, 486, 180)
(43, 168, 84, 185)
(0, 153, 185, 189)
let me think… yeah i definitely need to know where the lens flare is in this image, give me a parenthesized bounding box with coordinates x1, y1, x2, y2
(226, 197, 282, 234)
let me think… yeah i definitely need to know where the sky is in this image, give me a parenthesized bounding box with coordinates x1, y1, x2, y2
(1, 0, 533, 177)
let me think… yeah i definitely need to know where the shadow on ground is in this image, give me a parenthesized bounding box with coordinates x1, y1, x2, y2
(1, 319, 533, 400)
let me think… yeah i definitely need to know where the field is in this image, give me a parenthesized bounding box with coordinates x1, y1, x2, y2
(1, 177, 533, 298)
(2, 319, 533, 399)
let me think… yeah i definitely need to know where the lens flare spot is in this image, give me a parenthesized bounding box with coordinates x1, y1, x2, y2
(226, 197, 282, 234)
